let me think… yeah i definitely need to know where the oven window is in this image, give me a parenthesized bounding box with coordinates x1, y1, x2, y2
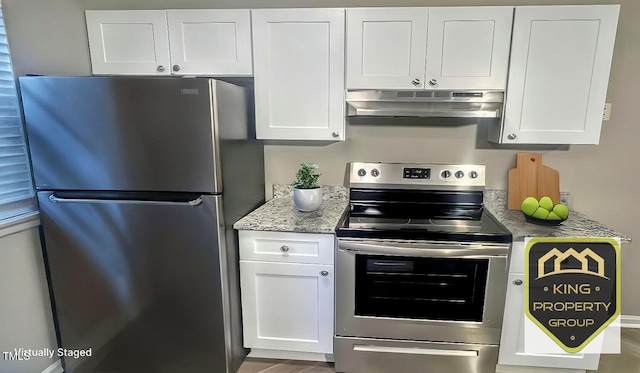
(355, 255, 489, 321)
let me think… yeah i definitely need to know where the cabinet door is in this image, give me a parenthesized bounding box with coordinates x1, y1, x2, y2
(252, 9, 345, 140)
(346, 8, 428, 89)
(240, 261, 334, 354)
(166, 9, 252, 76)
(498, 273, 599, 370)
(426, 7, 513, 90)
(86, 10, 170, 75)
(501, 5, 619, 144)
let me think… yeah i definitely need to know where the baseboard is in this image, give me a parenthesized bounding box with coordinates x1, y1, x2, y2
(248, 349, 333, 362)
(42, 359, 63, 373)
(621, 315, 640, 329)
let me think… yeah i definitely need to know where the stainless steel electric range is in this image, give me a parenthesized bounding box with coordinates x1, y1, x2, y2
(334, 162, 512, 373)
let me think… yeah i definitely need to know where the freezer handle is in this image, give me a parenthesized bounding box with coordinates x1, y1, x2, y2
(48, 194, 203, 206)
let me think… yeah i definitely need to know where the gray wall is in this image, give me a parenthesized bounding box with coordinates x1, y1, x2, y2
(0, 227, 58, 373)
(3, 0, 638, 315)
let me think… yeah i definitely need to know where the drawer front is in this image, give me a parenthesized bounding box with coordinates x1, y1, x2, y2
(239, 230, 334, 264)
(335, 336, 498, 373)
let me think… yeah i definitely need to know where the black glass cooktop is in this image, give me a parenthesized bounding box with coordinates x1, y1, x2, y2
(335, 188, 512, 243)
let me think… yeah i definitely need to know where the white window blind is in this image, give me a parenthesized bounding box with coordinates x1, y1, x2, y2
(0, 3, 37, 222)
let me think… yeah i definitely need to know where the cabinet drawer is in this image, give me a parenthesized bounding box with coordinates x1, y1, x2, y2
(336, 337, 498, 373)
(239, 230, 334, 265)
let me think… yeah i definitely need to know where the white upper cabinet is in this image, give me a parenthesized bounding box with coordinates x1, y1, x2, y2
(346, 8, 428, 89)
(86, 10, 171, 75)
(497, 5, 620, 145)
(86, 9, 253, 76)
(166, 9, 252, 75)
(346, 7, 513, 90)
(252, 8, 345, 141)
(426, 7, 513, 90)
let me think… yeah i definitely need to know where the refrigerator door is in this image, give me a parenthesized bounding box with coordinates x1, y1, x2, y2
(38, 192, 232, 373)
(20, 77, 223, 193)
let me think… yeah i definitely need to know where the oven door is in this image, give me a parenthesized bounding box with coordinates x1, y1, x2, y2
(336, 240, 509, 345)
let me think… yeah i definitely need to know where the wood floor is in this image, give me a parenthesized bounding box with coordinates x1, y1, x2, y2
(238, 329, 640, 373)
(587, 328, 640, 373)
(238, 358, 333, 373)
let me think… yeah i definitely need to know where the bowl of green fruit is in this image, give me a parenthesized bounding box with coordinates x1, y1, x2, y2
(521, 196, 569, 225)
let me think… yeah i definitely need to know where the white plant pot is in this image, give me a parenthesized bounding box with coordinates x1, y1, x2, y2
(293, 187, 323, 212)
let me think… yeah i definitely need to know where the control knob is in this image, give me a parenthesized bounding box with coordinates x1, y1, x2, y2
(371, 169, 380, 177)
(469, 171, 478, 179)
(455, 171, 464, 179)
(357, 168, 367, 177)
(441, 170, 451, 179)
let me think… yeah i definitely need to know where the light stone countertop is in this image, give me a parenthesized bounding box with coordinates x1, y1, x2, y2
(234, 187, 631, 244)
(232, 185, 348, 234)
(484, 190, 632, 244)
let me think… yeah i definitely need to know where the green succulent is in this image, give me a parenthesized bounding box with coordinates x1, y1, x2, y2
(293, 163, 320, 189)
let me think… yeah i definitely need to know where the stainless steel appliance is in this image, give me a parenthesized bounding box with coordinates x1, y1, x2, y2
(19, 76, 264, 373)
(346, 90, 504, 118)
(334, 162, 511, 373)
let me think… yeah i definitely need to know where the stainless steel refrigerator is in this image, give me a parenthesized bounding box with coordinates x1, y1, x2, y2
(19, 76, 264, 373)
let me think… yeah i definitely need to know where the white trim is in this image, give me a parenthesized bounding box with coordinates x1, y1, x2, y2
(621, 315, 640, 329)
(0, 211, 40, 239)
(248, 348, 333, 362)
(41, 359, 63, 373)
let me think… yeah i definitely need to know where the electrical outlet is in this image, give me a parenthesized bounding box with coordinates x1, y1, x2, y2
(603, 103, 612, 121)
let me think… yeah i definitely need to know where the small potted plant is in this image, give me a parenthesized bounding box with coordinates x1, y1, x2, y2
(292, 163, 323, 212)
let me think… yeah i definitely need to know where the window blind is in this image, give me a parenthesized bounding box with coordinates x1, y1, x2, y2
(0, 3, 37, 222)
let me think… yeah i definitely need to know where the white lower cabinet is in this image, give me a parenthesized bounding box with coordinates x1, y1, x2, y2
(497, 242, 599, 372)
(239, 261, 333, 354)
(238, 230, 334, 357)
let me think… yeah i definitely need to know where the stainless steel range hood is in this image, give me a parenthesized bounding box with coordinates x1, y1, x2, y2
(346, 90, 504, 118)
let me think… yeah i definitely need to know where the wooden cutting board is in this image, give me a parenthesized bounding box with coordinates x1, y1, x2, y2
(508, 153, 560, 210)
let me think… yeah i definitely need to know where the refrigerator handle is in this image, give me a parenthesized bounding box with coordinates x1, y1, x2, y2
(48, 194, 203, 207)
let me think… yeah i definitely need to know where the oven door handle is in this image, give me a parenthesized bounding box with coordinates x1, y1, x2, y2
(338, 240, 508, 258)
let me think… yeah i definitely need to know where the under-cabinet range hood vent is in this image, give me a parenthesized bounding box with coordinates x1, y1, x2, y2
(346, 90, 504, 118)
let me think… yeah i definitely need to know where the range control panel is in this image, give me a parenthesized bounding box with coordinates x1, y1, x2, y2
(349, 162, 485, 189)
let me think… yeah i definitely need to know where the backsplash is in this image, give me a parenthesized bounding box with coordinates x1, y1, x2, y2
(273, 184, 348, 200)
(273, 186, 570, 208)
(484, 189, 572, 208)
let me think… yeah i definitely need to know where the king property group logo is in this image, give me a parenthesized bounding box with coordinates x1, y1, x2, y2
(525, 238, 620, 353)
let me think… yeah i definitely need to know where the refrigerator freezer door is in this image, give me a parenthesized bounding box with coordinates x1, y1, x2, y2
(37, 192, 231, 372)
(20, 77, 225, 193)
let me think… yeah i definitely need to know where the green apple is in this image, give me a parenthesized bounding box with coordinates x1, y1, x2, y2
(552, 203, 569, 220)
(521, 197, 539, 216)
(547, 212, 562, 220)
(539, 196, 554, 211)
(532, 207, 550, 220)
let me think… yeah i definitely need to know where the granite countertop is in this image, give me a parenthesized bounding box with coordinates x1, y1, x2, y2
(484, 190, 632, 244)
(234, 186, 631, 243)
(233, 185, 349, 234)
